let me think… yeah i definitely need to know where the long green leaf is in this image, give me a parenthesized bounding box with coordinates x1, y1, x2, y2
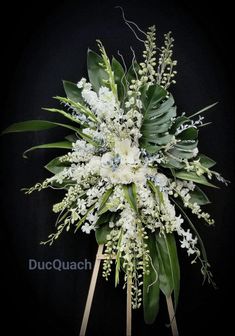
(42, 107, 83, 125)
(174, 170, 218, 188)
(98, 187, 114, 215)
(66, 131, 99, 147)
(123, 183, 138, 214)
(87, 48, 108, 92)
(112, 57, 126, 101)
(147, 180, 164, 206)
(188, 102, 218, 118)
(23, 141, 72, 158)
(2, 120, 58, 134)
(198, 122, 212, 128)
(155, 233, 180, 308)
(143, 233, 160, 324)
(53, 96, 97, 122)
(2, 119, 82, 136)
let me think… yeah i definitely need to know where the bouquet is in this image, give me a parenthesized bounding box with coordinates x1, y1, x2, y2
(2, 20, 227, 324)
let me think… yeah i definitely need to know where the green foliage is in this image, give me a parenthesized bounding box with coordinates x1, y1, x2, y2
(95, 212, 116, 244)
(198, 154, 216, 168)
(188, 102, 218, 118)
(2, 119, 82, 135)
(2, 120, 58, 134)
(95, 224, 112, 244)
(63, 80, 83, 103)
(1, 27, 222, 323)
(155, 233, 180, 307)
(42, 107, 83, 125)
(189, 186, 211, 205)
(147, 180, 164, 206)
(140, 85, 176, 152)
(123, 183, 138, 213)
(174, 170, 218, 188)
(87, 48, 109, 92)
(143, 233, 160, 324)
(23, 141, 72, 158)
(98, 187, 114, 215)
(45, 156, 69, 174)
(111, 57, 127, 101)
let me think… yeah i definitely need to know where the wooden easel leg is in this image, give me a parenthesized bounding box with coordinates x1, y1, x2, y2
(79, 244, 104, 336)
(126, 277, 132, 336)
(166, 295, 179, 336)
(79, 247, 179, 336)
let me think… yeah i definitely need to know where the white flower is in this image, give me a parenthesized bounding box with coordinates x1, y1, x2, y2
(101, 152, 113, 167)
(126, 119, 134, 128)
(114, 139, 140, 164)
(187, 248, 195, 255)
(184, 229, 192, 241)
(100, 164, 133, 184)
(77, 78, 87, 88)
(87, 156, 101, 174)
(154, 173, 168, 188)
(136, 99, 143, 109)
(174, 215, 184, 230)
(134, 167, 147, 184)
(192, 148, 199, 157)
(117, 165, 135, 184)
(81, 222, 95, 234)
(70, 209, 79, 223)
(86, 212, 98, 224)
(99, 86, 116, 104)
(82, 88, 98, 107)
(180, 238, 190, 249)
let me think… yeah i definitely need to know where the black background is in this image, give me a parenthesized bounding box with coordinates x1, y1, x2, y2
(1, 0, 234, 335)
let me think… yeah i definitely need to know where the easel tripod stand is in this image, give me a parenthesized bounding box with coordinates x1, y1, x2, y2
(79, 244, 179, 336)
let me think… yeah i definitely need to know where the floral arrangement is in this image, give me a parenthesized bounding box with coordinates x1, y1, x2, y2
(2, 21, 227, 324)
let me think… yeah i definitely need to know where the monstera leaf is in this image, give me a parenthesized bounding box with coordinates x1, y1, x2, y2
(140, 84, 176, 153)
(162, 115, 199, 168)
